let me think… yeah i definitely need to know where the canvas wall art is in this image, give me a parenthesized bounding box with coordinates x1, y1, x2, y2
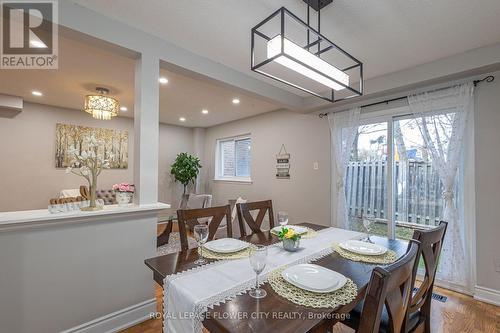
(55, 123, 128, 169)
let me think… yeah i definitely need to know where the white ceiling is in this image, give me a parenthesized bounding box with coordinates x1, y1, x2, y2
(0, 34, 280, 127)
(72, 0, 500, 92)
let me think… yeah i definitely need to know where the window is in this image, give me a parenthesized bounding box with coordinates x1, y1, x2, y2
(215, 135, 252, 182)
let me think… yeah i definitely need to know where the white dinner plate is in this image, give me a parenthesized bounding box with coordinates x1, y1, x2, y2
(338, 240, 387, 256)
(281, 264, 347, 293)
(204, 238, 249, 253)
(271, 225, 308, 235)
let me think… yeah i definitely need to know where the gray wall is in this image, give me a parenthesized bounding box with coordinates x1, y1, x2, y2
(474, 72, 500, 292)
(203, 109, 331, 227)
(0, 102, 193, 212)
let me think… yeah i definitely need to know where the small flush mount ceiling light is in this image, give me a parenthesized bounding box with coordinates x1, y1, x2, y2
(159, 77, 169, 85)
(232, 98, 240, 104)
(179, 117, 186, 122)
(83, 87, 119, 120)
(251, 0, 363, 102)
(31, 90, 43, 96)
(202, 109, 209, 114)
(120, 106, 128, 112)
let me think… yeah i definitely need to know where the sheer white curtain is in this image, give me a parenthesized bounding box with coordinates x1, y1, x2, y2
(328, 107, 361, 229)
(408, 82, 474, 288)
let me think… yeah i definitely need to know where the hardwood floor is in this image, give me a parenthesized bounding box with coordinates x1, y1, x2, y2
(120, 284, 499, 333)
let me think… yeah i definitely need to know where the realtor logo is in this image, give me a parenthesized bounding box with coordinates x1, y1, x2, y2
(1, 0, 58, 69)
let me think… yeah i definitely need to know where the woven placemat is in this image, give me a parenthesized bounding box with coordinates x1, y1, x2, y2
(333, 243, 398, 265)
(270, 226, 318, 239)
(198, 243, 257, 260)
(268, 267, 358, 309)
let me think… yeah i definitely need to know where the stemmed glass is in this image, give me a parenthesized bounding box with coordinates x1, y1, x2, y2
(249, 245, 268, 299)
(363, 214, 375, 243)
(193, 224, 209, 265)
(278, 211, 289, 227)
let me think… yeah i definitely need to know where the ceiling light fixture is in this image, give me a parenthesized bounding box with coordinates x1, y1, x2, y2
(251, 0, 363, 102)
(179, 117, 186, 122)
(83, 87, 119, 120)
(120, 106, 128, 112)
(159, 77, 169, 85)
(202, 109, 209, 114)
(31, 90, 43, 96)
(232, 98, 240, 104)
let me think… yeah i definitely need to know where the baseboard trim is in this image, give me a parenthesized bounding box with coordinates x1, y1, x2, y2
(61, 298, 156, 333)
(474, 285, 500, 306)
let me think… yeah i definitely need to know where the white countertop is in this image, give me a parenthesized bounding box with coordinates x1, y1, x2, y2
(0, 203, 171, 229)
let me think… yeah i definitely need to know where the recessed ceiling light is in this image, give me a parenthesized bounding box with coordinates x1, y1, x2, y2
(120, 106, 128, 112)
(202, 109, 209, 114)
(179, 117, 186, 122)
(32, 91, 43, 96)
(159, 77, 168, 85)
(232, 98, 240, 104)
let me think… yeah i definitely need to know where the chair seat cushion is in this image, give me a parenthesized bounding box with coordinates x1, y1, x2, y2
(343, 301, 421, 333)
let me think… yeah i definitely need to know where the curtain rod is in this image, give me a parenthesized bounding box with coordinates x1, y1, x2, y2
(318, 75, 495, 118)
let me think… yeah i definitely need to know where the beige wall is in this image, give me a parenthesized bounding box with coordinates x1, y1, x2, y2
(203, 109, 331, 227)
(0, 102, 193, 212)
(474, 71, 500, 292)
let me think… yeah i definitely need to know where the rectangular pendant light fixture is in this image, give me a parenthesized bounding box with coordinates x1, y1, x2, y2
(267, 35, 349, 91)
(251, 7, 363, 103)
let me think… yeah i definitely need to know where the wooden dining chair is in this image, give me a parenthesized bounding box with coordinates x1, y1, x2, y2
(177, 205, 232, 251)
(236, 200, 275, 237)
(406, 221, 448, 333)
(338, 240, 421, 333)
(157, 194, 212, 247)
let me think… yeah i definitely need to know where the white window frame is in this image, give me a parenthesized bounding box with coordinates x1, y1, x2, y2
(214, 134, 252, 183)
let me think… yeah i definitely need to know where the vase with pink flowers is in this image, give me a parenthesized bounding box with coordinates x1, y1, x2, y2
(113, 183, 135, 207)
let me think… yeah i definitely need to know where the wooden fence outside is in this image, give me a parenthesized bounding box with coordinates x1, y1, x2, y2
(345, 160, 444, 227)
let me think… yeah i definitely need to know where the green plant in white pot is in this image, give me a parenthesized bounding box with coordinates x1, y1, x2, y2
(170, 152, 202, 195)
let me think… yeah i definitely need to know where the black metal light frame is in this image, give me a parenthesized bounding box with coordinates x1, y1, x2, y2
(251, 7, 363, 103)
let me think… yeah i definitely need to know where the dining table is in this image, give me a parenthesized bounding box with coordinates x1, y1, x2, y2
(144, 222, 408, 333)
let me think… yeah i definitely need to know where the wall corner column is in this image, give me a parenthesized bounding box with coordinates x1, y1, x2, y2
(134, 53, 159, 204)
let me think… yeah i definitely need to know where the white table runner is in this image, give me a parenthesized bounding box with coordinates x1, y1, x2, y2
(163, 227, 363, 333)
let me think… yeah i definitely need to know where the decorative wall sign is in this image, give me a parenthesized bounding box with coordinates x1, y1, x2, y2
(276, 144, 290, 179)
(55, 123, 128, 169)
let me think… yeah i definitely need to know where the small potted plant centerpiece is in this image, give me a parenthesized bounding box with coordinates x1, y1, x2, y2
(278, 227, 301, 252)
(113, 183, 135, 206)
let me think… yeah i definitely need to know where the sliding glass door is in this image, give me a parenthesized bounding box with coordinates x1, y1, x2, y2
(345, 110, 463, 241)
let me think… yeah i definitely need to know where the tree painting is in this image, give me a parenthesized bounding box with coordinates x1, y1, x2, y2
(55, 123, 128, 169)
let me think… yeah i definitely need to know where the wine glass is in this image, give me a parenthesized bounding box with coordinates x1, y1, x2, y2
(278, 211, 289, 227)
(193, 224, 209, 265)
(249, 245, 268, 299)
(363, 214, 375, 243)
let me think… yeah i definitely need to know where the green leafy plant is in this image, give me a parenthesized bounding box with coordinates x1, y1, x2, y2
(170, 153, 202, 194)
(277, 227, 301, 241)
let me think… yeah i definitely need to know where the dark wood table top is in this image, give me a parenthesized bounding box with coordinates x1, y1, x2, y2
(144, 223, 408, 333)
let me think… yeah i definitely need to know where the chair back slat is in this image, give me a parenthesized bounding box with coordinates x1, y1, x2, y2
(177, 205, 232, 251)
(236, 200, 275, 237)
(358, 240, 421, 333)
(407, 221, 447, 331)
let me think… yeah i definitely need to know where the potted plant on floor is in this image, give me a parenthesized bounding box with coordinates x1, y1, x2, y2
(170, 152, 202, 201)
